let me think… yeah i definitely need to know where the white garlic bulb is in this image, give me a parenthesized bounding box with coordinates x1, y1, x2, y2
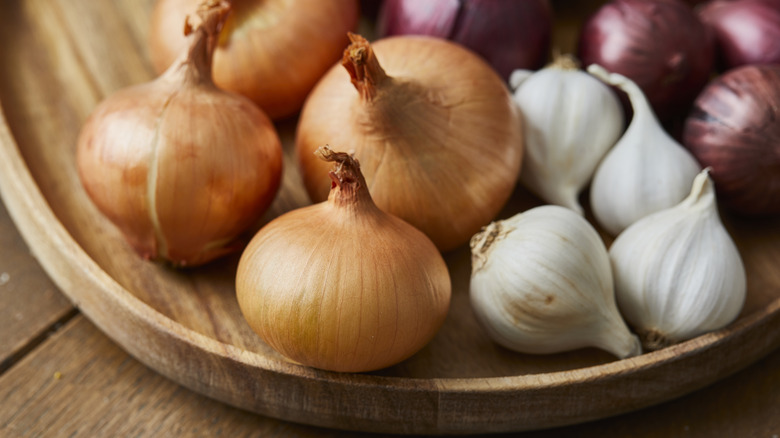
(610, 169, 746, 350)
(588, 64, 701, 236)
(510, 56, 624, 214)
(469, 205, 641, 359)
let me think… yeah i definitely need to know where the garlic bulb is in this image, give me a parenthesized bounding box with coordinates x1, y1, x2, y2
(509, 56, 624, 213)
(469, 205, 641, 359)
(610, 169, 747, 350)
(588, 64, 702, 236)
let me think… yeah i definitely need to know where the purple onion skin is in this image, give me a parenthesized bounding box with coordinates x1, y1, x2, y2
(683, 64, 780, 216)
(378, 0, 461, 37)
(699, 0, 780, 70)
(378, 0, 553, 81)
(578, 0, 714, 121)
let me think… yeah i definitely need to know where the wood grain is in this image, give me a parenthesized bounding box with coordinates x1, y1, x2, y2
(0, 0, 778, 434)
(0, 200, 74, 372)
(0, 316, 322, 438)
(0, 313, 778, 437)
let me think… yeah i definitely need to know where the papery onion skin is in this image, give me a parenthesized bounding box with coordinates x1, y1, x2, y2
(236, 148, 451, 373)
(577, 0, 714, 120)
(699, 0, 780, 70)
(377, 0, 553, 81)
(296, 34, 523, 252)
(77, 3, 283, 266)
(149, 0, 359, 120)
(683, 64, 780, 216)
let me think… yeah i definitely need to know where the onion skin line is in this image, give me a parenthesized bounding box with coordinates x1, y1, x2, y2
(144, 1, 230, 264)
(146, 91, 177, 262)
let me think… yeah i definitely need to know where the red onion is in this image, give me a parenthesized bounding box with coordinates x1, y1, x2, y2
(683, 64, 780, 216)
(578, 0, 714, 120)
(377, 0, 553, 81)
(699, 0, 780, 70)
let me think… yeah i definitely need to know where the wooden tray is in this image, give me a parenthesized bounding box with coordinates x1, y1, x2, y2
(1, 0, 778, 434)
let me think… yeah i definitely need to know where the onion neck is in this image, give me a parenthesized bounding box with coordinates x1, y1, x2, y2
(342, 33, 389, 101)
(162, 0, 230, 87)
(317, 146, 375, 210)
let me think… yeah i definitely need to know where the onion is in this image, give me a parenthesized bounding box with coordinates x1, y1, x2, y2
(295, 34, 524, 252)
(77, 2, 283, 266)
(683, 64, 780, 216)
(148, 0, 359, 120)
(699, 0, 780, 70)
(377, 0, 553, 81)
(236, 147, 451, 373)
(577, 0, 715, 120)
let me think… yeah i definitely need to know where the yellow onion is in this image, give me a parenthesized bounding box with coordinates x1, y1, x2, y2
(296, 34, 523, 252)
(149, 0, 359, 120)
(77, 1, 283, 267)
(236, 147, 451, 372)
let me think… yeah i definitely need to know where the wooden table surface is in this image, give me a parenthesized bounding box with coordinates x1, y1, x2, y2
(1, 198, 778, 437)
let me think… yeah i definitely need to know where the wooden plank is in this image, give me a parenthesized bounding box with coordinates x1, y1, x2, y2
(0, 315, 347, 438)
(0, 199, 74, 372)
(0, 314, 778, 437)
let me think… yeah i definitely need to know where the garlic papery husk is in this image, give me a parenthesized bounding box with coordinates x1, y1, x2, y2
(509, 55, 624, 214)
(610, 169, 747, 351)
(469, 205, 641, 359)
(588, 64, 702, 236)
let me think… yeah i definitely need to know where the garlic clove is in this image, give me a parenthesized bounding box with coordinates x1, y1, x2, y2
(588, 64, 701, 236)
(610, 169, 747, 350)
(510, 56, 624, 214)
(469, 205, 641, 359)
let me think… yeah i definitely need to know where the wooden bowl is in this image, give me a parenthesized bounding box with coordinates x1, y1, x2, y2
(0, 0, 778, 434)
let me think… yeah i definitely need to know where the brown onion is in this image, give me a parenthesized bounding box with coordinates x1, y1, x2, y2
(236, 147, 451, 373)
(377, 0, 553, 81)
(149, 0, 359, 120)
(699, 0, 780, 70)
(578, 0, 714, 120)
(77, 2, 283, 266)
(683, 64, 780, 216)
(296, 34, 523, 252)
